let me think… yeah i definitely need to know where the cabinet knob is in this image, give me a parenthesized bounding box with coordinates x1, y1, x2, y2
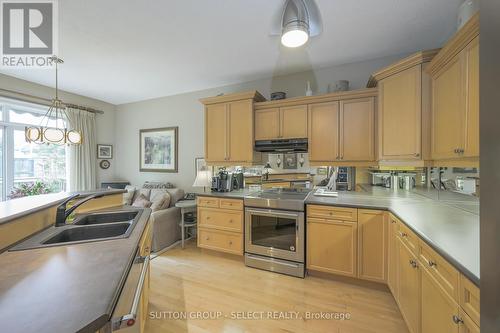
(205, 237, 210, 241)
(229, 241, 233, 245)
(452, 315, 464, 325)
(206, 216, 211, 220)
(229, 219, 233, 223)
(414, 153, 420, 157)
(409, 259, 418, 268)
(336, 155, 340, 160)
(400, 232, 408, 238)
(391, 219, 397, 224)
(428, 260, 437, 267)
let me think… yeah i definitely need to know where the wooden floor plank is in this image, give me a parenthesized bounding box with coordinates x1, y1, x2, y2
(145, 241, 408, 333)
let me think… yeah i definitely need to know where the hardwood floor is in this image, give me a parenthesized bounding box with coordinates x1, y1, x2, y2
(145, 241, 408, 333)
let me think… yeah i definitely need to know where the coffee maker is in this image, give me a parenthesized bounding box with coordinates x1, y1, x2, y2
(211, 167, 230, 192)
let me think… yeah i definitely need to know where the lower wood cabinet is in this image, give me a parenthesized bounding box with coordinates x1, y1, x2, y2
(387, 214, 400, 298)
(307, 217, 357, 277)
(357, 209, 387, 283)
(421, 265, 460, 333)
(197, 196, 244, 255)
(459, 309, 480, 333)
(398, 239, 421, 333)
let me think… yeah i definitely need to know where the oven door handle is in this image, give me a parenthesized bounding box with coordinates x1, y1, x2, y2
(245, 208, 300, 218)
(112, 255, 150, 331)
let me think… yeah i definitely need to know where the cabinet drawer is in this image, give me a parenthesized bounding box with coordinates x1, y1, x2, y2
(460, 275, 480, 326)
(219, 198, 243, 211)
(419, 241, 460, 301)
(307, 205, 358, 222)
(197, 196, 220, 208)
(398, 221, 419, 256)
(198, 228, 243, 255)
(198, 208, 243, 232)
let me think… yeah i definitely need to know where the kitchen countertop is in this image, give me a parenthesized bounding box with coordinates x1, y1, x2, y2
(306, 186, 480, 285)
(0, 189, 126, 225)
(0, 205, 151, 333)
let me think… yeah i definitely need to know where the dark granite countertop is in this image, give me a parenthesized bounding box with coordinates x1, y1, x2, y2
(0, 189, 126, 225)
(0, 205, 150, 333)
(306, 186, 480, 286)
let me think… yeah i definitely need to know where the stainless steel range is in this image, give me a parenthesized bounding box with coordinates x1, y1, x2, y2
(244, 188, 309, 278)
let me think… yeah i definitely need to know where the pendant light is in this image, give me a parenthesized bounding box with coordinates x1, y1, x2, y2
(281, 0, 310, 48)
(25, 56, 82, 145)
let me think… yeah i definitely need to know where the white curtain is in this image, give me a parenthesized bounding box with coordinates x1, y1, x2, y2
(66, 108, 97, 191)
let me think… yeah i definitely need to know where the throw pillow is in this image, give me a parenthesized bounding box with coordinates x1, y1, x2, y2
(132, 193, 152, 208)
(150, 192, 171, 212)
(123, 185, 136, 205)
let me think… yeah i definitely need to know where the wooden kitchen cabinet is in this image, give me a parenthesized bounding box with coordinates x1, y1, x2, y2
(428, 14, 479, 162)
(254, 108, 280, 140)
(340, 98, 375, 161)
(357, 209, 387, 282)
(420, 265, 460, 333)
(369, 50, 437, 164)
(308, 101, 340, 162)
(255, 105, 308, 140)
(459, 309, 480, 333)
(201, 91, 264, 165)
(307, 217, 357, 277)
(398, 239, 421, 333)
(308, 97, 376, 164)
(387, 214, 400, 299)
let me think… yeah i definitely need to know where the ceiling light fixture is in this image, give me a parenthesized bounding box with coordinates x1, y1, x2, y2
(281, 0, 310, 48)
(25, 56, 82, 146)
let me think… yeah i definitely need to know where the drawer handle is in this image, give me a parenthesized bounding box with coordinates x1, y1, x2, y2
(452, 315, 464, 325)
(206, 216, 211, 220)
(229, 241, 233, 245)
(400, 232, 408, 238)
(428, 260, 437, 267)
(229, 219, 233, 223)
(409, 259, 418, 268)
(205, 237, 210, 241)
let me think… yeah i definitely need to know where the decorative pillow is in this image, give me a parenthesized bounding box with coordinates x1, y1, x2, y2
(132, 193, 152, 208)
(123, 185, 136, 205)
(150, 192, 171, 212)
(142, 181, 175, 189)
(136, 188, 151, 200)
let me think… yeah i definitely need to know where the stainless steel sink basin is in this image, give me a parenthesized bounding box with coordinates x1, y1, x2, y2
(74, 211, 138, 225)
(9, 209, 143, 251)
(42, 223, 132, 245)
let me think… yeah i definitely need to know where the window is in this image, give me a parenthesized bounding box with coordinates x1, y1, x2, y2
(0, 98, 67, 201)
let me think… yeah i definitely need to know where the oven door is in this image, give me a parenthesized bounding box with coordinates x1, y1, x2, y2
(245, 208, 304, 262)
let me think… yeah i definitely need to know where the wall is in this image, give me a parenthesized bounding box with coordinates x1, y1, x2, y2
(114, 54, 407, 191)
(0, 74, 116, 186)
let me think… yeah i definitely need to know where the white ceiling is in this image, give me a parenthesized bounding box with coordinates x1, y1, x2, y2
(0, 0, 462, 105)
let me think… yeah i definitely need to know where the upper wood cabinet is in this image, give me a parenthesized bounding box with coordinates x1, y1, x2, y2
(308, 101, 340, 162)
(254, 105, 308, 140)
(427, 13, 479, 162)
(368, 50, 438, 164)
(357, 209, 387, 283)
(308, 96, 376, 164)
(201, 91, 265, 165)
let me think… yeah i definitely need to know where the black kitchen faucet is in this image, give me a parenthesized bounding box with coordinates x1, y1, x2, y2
(55, 193, 106, 227)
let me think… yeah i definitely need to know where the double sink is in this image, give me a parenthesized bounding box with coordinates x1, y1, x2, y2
(11, 210, 142, 251)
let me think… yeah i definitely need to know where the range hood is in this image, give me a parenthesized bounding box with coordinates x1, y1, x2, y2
(254, 138, 308, 153)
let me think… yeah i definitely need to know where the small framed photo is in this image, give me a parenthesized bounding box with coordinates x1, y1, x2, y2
(97, 144, 113, 159)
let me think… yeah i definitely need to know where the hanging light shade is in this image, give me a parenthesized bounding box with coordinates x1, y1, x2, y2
(281, 0, 310, 48)
(25, 56, 82, 146)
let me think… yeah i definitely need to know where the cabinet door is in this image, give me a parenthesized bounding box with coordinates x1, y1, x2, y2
(431, 56, 465, 159)
(307, 218, 357, 277)
(228, 100, 254, 162)
(255, 108, 280, 140)
(308, 102, 340, 162)
(388, 214, 399, 299)
(358, 210, 387, 282)
(399, 240, 421, 333)
(379, 66, 422, 160)
(459, 309, 480, 333)
(464, 36, 479, 158)
(280, 105, 308, 139)
(421, 266, 460, 333)
(340, 98, 375, 161)
(205, 103, 227, 162)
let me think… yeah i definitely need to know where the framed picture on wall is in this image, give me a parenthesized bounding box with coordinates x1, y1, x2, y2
(97, 144, 113, 159)
(139, 127, 178, 173)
